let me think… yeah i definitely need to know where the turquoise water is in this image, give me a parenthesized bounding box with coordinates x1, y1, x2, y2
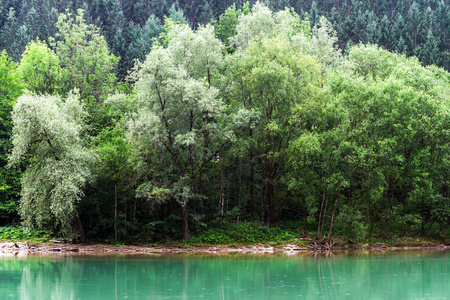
(0, 251, 449, 299)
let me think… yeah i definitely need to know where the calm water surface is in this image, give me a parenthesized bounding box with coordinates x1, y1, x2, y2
(0, 250, 449, 300)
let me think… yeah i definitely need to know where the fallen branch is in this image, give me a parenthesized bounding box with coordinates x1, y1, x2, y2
(308, 238, 335, 252)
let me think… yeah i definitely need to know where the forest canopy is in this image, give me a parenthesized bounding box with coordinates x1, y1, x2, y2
(1, 0, 450, 242)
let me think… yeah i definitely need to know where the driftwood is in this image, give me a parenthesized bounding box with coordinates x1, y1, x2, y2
(308, 238, 335, 252)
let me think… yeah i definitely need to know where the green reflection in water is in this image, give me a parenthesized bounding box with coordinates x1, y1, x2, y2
(0, 251, 449, 300)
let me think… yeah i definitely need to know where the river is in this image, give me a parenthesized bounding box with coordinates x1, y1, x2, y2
(0, 250, 449, 299)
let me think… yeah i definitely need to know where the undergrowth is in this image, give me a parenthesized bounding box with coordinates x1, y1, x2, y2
(189, 222, 299, 245)
(0, 226, 52, 242)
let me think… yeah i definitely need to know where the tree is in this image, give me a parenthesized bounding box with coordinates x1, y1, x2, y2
(89, 0, 127, 79)
(93, 125, 132, 242)
(120, 23, 241, 240)
(214, 3, 245, 53)
(1, 8, 32, 62)
(9, 92, 95, 240)
(18, 38, 61, 95)
(140, 14, 164, 56)
(309, 16, 346, 72)
(418, 29, 440, 66)
(229, 1, 275, 50)
(50, 9, 119, 105)
(406, 2, 421, 51)
(168, 2, 188, 25)
(228, 2, 311, 53)
(229, 35, 323, 226)
(0, 50, 23, 224)
(333, 44, 450, 237)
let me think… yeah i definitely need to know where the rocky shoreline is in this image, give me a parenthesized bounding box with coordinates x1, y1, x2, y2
(1, 240, 449, 257)
(0, 241, 311, 256)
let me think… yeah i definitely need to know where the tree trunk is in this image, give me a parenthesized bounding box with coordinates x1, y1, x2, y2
(249, 127, 255, 220)
(318, 182, 327, 238)
(385, 180, 391, 237)
(321, 194, 329, 238)
(182, 201, 189, 241)
(421, 195, 425, 236)
(199, 166, 204, 215)
(220, 156, 225, 221)
(75, 212, 85, 243)
(261, 185, 265, 224)
(190, 162, 198, 234)
(328, 190, 340, 239)
(429, 195, 433, 237)
(249, 153, 255, 220)
(114, 183, 118, 241)
(266, 178, 274, 227)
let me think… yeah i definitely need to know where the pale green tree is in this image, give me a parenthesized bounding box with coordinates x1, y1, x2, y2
(9, 92, 96, 240)
(114, 23, 250, 240)
(230, 2, 310, 50)
(309, 16, 348, 72)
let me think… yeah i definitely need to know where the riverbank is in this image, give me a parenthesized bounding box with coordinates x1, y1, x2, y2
(1, 238, 449, 256)
(0, 241, 306, 256)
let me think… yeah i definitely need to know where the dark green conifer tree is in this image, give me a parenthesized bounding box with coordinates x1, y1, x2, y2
(379, 15, 392, 50)
(406, 2, 422, 52)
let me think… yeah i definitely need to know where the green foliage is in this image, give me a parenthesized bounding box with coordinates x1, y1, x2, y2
(0, 49, 23, 224)
(9, 92, 96, 238)
(3, 0, 450, 79)
(50, 9, 119, 103)
(214, 3, 242, 53)
(229, 31, 323, 226)
(335, 205, 368, 242)
(391, 204, 422, 235)
(94, 125, 131, 183)
(230, 1, 309, 50)
(431, 195, 450, 230)
(0, 226, 51, 241)
(190, 222, 298, 244)
(122, 21, 252, 240)
(3, 1, 450, 244)
(18, 38, 61, 95)
(309, 16, 346, 72)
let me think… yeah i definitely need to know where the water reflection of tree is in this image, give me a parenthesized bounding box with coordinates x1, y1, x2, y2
(19, 258, 81, 300)
(5, 254, 450, 299)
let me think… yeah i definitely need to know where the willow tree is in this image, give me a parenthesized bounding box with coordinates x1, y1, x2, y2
(120, 23, 249, 240)
(9, 92, 95, 241)
(230, 1, 310, 51)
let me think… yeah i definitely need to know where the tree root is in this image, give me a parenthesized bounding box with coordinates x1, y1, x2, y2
(308, 238, 335, 252)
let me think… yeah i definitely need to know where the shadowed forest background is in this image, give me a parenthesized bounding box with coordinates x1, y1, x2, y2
(1, 0, 450, 243)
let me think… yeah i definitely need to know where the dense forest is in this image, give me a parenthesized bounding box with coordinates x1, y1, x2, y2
(1, 0, 450, 243)
(2, 0, 450, 78)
